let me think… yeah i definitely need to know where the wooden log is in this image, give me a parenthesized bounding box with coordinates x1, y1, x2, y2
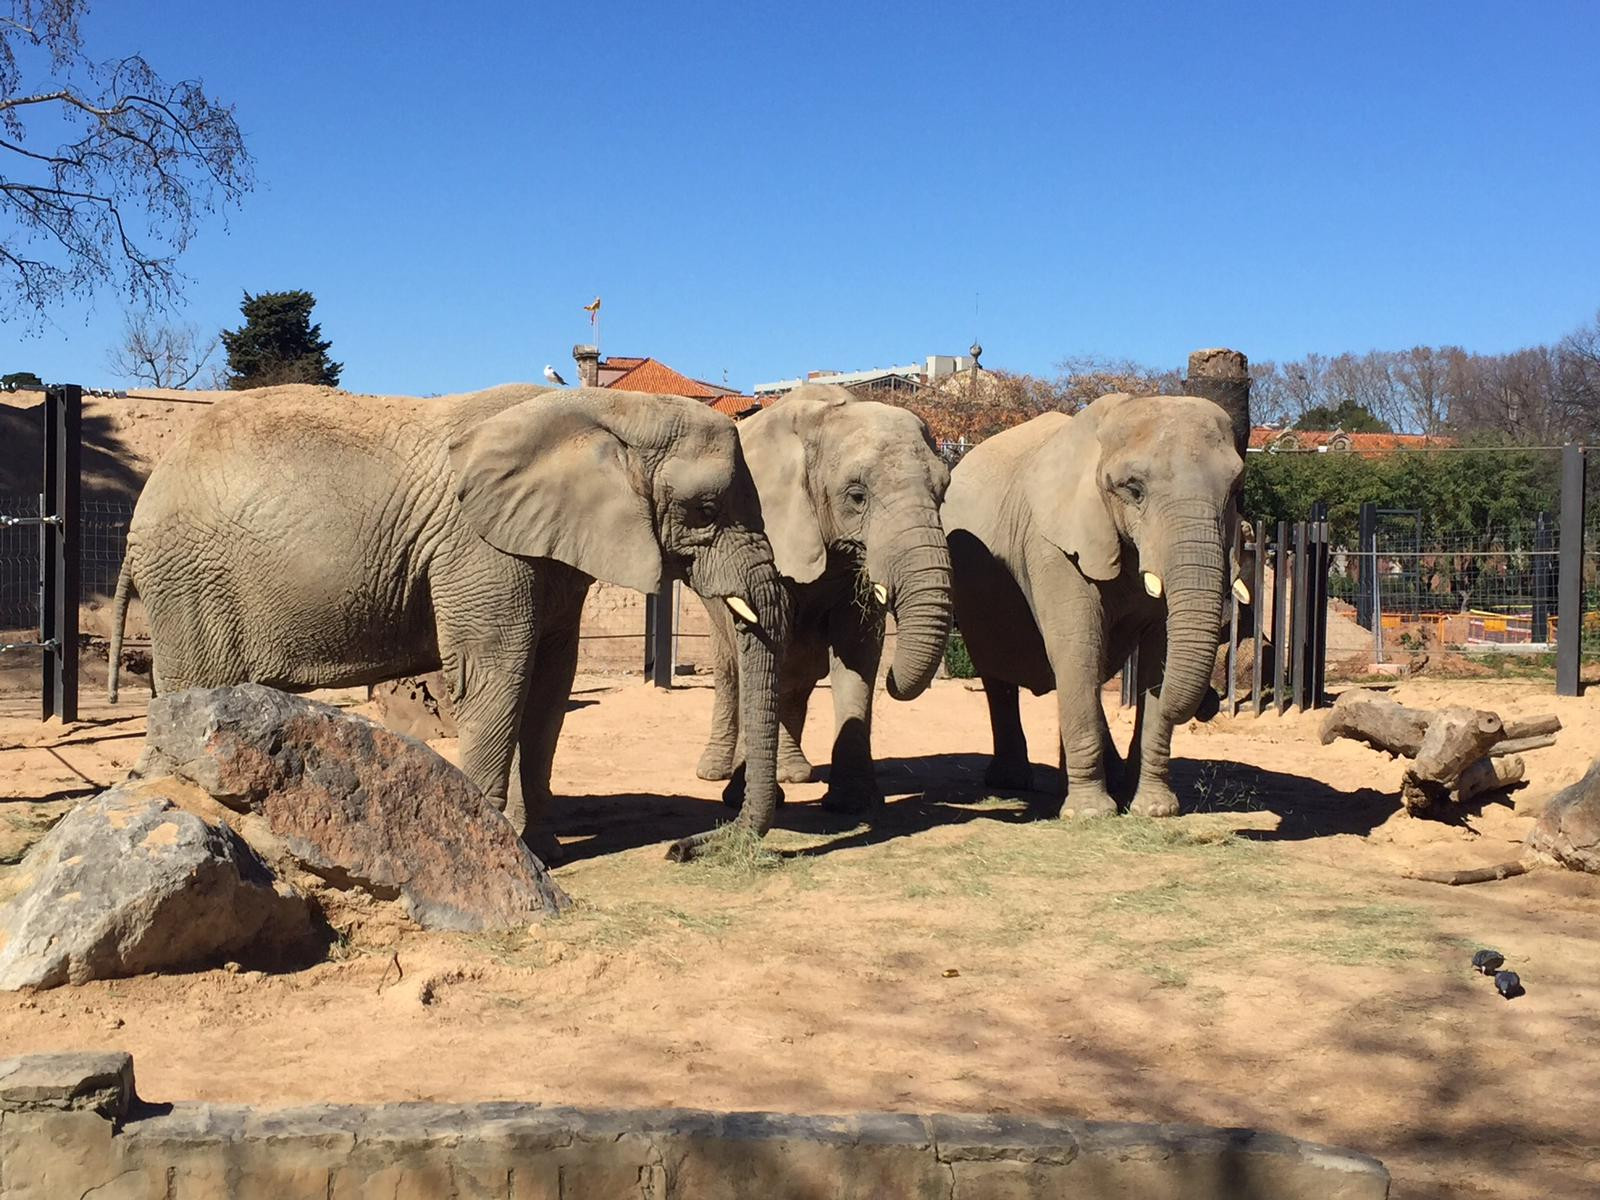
(1491, 734, 1559, 757)
(1456, 754, 1525, 804)
(1405, 860, 1530, 885)
(1319, 693, 1434, 756)
(1502, 713, 1562, 740)
(1400, 707, 1505, 813)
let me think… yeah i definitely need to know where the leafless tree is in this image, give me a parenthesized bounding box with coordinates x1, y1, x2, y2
(1, 0, 253, 325)
(105, 309, 216, 387)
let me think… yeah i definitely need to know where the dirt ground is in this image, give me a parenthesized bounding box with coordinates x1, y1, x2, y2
(3, 659, 1599, 1200)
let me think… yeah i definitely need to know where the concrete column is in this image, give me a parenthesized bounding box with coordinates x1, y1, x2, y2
(572, 344, 600, 389)
(1185, 348, 1251, 459)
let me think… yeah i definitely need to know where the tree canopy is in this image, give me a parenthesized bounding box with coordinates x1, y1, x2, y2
(1, 0, 253, 325)
(1294, 400, 1393, 433)
(220, 290, 342, 390)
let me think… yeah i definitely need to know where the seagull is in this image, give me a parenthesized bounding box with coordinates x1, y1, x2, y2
(543, 364, 568, 386)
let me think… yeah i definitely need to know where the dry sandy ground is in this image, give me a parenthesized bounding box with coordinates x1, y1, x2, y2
(3, 662, 1599, 1200)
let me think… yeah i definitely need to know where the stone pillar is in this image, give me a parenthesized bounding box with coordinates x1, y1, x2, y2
(573, 344, 600, 389)
(1184, 348, 1251, 459)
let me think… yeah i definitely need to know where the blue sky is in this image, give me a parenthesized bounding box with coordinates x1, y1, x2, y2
(9, 0, 1600, 394)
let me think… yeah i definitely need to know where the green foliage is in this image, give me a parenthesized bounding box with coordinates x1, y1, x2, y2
(1, 371, 42, 390)
(1295, 400, 1392, 433)
(944, 629, 976, 678)
(220, 290, 342, 389)
(1244, 447, 1561, 543)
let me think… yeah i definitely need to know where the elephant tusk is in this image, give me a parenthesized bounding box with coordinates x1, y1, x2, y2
(872, 582, 888, 606)
(725, 596, 759, 624)
(1142, 571, 1164, 599)
(1232, 577, 1251, 605)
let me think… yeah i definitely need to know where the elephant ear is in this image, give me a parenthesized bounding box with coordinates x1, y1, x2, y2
(736, 396, 832, 585)
(1022, 393, 1133, 582)
(448, 393, 662, 594)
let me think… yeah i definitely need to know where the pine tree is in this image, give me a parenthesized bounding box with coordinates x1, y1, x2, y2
(220, 290, 343, 389)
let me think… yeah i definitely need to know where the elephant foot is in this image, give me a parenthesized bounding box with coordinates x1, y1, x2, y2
(778, 754, 815, 784)
(696, 745, 736, 782)
(523, 828, 566, 867)
(1060, 785, 1118, 820)
(820, 774, 884, 817)
(983, 757, 1035, 792)
(1129, 780, 1180, 818)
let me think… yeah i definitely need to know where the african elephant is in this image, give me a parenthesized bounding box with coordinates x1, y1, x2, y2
(943, 391, 1244, 817)
(108, 384, 790, 861)
(695, 384, 952, 813)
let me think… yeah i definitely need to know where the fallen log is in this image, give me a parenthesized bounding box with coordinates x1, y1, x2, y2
(1319, 693, 1432, 756)
(1491, 734, 1559, 757)
(1457, 755, 1526, 805)
(1405, 861, 1530, 885)
(1400, 708, 1505, 813)
(1502, 714, 1562, 740)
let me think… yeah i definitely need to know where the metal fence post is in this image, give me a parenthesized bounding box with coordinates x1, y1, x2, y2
(1532, 510, 1553, 646)
(1356, 501, 1376, 630)
(1251, 518, 1267, 716)
(1120, 648, 1138, 708)
(1555, 445, 1587, 696)
(1291, 520, 1309, 710)
(1312, 510, 1330, 707)
(649, 586, 675, 688)
(41, 384, 81, 722)
(1273, 520, 1289, 713)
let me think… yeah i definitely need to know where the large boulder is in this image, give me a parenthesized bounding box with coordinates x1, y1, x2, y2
(136, 685, 570, 930)
(1528, 758, 1600, 874)
(0, 786, 314, 990)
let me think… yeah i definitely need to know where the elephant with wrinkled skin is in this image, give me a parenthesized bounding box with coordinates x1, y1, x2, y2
(695, 385, 953, 814)
(943, 392, 1244, 817)
(108, 384, 790, 862)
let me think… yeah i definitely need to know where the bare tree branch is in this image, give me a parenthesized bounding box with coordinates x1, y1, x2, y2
(1, 0, 252, 325)
(105, 309, 216, 388)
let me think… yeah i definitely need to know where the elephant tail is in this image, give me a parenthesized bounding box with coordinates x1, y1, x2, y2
(107, 556, 134, 704)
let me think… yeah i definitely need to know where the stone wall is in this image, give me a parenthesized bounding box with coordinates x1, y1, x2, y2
(0, 1052, 1391, 1199)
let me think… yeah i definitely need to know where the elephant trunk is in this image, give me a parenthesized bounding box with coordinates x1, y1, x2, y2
(729, 566, 790, 836)
(669, 533, 790, 860)
(874, 501, 953, 701)
(1151, 503, 1227, 726)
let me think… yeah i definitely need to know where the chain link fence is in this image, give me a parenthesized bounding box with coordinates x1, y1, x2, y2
(0, 496, 133, 635)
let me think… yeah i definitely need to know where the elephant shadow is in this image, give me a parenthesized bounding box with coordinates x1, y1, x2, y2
(547, 751, 1400, 865)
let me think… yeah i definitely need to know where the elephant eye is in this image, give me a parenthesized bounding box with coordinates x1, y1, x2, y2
(695, 497, 719, 523)
(846, 484, 868, 508)
(1120, 480, 1145, 505)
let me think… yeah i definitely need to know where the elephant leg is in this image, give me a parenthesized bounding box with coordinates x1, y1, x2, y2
(514, 618, 581, 865)
(1128, 626, 1179, 817)
(778, 670, 817, 783)
(1056, 679, 1116, 819)
(696, 603, 741, 781)
(451, 660, 530, 817)
(821, 605, 884, 816)
(982, 679, 1035, 791)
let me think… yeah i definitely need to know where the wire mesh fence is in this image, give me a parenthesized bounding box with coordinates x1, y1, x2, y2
(0, 496, 133, 634)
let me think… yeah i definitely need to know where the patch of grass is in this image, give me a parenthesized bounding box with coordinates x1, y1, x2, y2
(674, 822, 818, 891)
(1190, 763, 1266, 813)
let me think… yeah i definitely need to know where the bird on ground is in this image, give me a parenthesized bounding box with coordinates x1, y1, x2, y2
(1472, 949, 1505, 975)
(1494, 970, 1523, 1000)
(543, 364, 568, 386)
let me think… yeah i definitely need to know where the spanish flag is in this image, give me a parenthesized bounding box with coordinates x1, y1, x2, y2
(583, 296, 601, 325)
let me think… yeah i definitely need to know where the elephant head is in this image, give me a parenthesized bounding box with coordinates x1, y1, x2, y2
(449, 388, 790, 850)
(737, 384, 953, 700)
(1025, 392, 1244, 725)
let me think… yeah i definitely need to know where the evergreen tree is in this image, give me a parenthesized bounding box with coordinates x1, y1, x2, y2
(1294, 400, 1392, 433)
(220, 290, 342, 389)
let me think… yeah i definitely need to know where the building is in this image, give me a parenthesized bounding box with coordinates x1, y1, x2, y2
(569, 345, 763, 418)
(753, 353, 980, 400)
(1249, 427, 1457, 455)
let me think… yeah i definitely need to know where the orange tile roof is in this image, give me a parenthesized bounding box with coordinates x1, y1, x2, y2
(710, 393, 765, 418)
(602, 356, 647, 369)
(606, 358, 729, 399)
(1249, 426, 1456, 453)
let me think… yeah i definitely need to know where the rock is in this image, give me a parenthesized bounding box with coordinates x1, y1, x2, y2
(1527, 758, 1600, 874)
(136, 685, 570, 930)
(0, 1051, 136, 1120)
(0, 787, 314, 991)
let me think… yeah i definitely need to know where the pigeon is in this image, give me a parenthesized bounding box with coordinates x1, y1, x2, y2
(543, 364, 568, 386)
(1494, 970, 1523, 1000)
(1472, 949, 1505, 975)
